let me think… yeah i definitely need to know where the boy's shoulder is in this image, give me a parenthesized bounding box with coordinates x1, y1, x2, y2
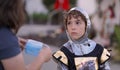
(95, 43, 111, 64)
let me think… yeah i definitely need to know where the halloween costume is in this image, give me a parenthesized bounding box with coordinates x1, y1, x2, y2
(53, 7, 111, 70)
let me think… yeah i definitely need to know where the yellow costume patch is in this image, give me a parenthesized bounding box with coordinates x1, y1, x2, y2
(101, 48, 110, 64)
(53, 51, 68, 65)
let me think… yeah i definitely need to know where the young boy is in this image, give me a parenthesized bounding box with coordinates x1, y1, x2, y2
(52, 7, 111, 70)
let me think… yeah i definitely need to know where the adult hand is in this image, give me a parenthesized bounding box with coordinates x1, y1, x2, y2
(18, 37, 27, 50)
(38, 45, 52, 62)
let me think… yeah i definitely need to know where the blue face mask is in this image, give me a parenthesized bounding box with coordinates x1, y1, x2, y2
(25, 39, 43, 56)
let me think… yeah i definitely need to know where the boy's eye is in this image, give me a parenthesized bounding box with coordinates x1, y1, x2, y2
(76, 22, 80, 24)
(67, 22, 71, 25)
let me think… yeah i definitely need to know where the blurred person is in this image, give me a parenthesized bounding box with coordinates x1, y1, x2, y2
(52, 7, 111, 70)
(93, 11, 111, 48)
(103, 3, 116, 47)
(94, 0, 119, 48)
(94, 2, 116, 48)
(0, 0, 51, 70)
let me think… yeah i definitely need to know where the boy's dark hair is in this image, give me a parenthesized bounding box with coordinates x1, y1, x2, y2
(64, 10, 87, 29)
(0, 0, 25, 33)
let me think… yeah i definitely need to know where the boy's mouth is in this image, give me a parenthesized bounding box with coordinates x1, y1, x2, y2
(71, 32, 78, 35)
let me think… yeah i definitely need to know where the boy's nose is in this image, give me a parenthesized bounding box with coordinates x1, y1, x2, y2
(71, 24, 76, 30)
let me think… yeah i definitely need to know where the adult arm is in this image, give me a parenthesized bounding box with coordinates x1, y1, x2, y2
(1, 46, 51, 70)
(0, 28, 52, 70)
(1, 53, 26, 70)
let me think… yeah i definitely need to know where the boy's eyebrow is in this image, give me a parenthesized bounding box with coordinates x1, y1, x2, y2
(67, 20, 71, 23)
(77, 19, 81, 21)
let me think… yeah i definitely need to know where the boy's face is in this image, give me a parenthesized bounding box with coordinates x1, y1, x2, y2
(67, 16, 86, 40)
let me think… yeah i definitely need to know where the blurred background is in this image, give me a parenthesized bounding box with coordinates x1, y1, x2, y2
(17, 0, 120, 70)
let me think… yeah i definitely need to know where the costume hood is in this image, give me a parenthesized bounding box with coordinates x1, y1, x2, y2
(66, 7, 91, 44)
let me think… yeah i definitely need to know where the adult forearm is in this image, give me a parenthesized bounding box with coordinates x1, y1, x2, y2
(26, 58, 44, 70)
